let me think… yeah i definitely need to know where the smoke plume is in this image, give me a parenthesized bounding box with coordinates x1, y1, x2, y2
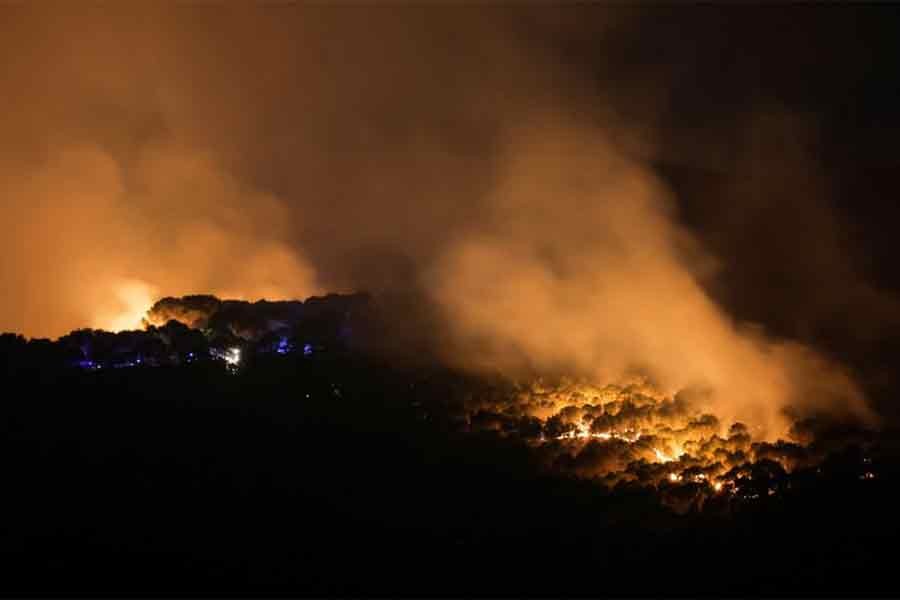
(0, 5, 890, 431)
(427, 115, 874, 437)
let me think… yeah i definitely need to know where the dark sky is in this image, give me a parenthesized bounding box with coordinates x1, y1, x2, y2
(2, 4, 900, 420)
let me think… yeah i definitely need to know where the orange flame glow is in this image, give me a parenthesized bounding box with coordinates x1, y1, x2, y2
(92, 279, 157, 332)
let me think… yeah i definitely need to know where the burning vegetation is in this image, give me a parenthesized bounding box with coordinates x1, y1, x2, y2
(3, 4, 900, 594)
(0, 292, 882, 519)
(0, 291, 891, 594)
(452, 376, 878, 513)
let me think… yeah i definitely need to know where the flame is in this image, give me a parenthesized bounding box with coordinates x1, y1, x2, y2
(465, 377, 840, 496)
(654, 448, 675, 463)
(556, 421, 642, 443)
(555, 422, 688, 468)
(93, 279, 156, 332)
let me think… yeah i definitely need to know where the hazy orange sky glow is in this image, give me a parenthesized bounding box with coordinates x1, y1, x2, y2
(1, 4, 893, 433)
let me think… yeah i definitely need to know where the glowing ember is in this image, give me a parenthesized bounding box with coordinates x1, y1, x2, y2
(654, 448, 675, 463)
(460, 376, 846, 501)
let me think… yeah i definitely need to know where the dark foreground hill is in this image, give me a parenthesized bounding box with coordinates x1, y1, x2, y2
(0, 294, 897, 595)
(2, 344, 899, 596)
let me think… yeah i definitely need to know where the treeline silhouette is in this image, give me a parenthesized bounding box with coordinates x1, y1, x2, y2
(1, 293, 375, 376)
(1, 296, 899, 595)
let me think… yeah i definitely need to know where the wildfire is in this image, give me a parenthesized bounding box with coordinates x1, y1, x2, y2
(555, 422, 641, 443)
(93, 279, 157, 332)
(458, 376, 856, 509)
(654, 447, 676, 463)
(556, 421, 680, 466)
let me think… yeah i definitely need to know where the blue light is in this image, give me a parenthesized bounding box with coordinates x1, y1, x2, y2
(303, 343, 313, 356)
